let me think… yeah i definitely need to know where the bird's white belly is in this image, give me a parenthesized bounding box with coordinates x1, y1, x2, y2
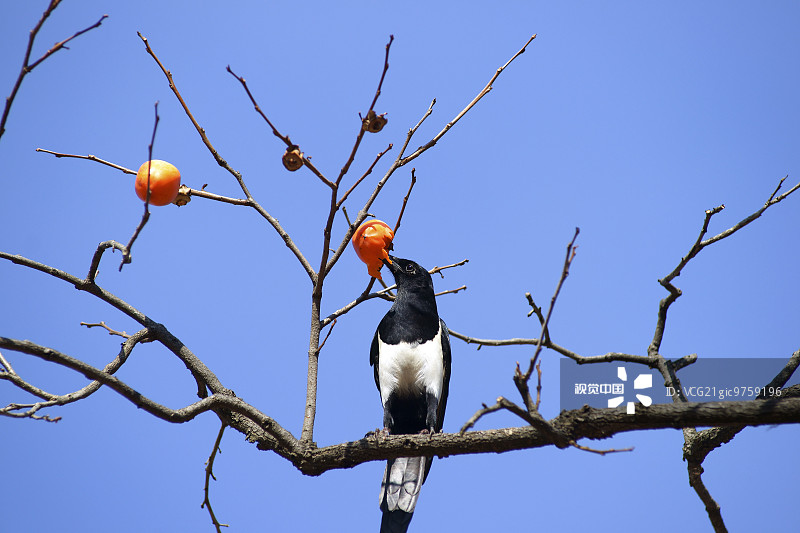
(378, 328, 444, 405)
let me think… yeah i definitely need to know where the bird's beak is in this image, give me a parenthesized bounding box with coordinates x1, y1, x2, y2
(382, 255, 398, 273)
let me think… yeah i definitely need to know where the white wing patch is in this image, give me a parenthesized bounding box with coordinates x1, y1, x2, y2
(378, 325, 444, 406)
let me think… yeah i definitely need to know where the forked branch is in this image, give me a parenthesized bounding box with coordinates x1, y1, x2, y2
(1, 2, 107, 139)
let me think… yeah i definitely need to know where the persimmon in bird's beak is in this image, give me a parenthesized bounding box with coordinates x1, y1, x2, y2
(352, 219, 394, 279)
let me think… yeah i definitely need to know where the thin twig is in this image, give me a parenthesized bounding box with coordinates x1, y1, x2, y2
(570, 441, 634, 456)
(435, 285, 467, 297)
(525, 228, 580, 378)
(333, 35, 394, 188)
(525, 292, 550, 343)
(182, 187, 250, 206)
(120, 102, 160, 270)
(226, 65, 333, 188)
(1, 3, 107, 139)
(399, 34, 536, 167)
(429, 259, 469, 277)
(35, 149, 136, 174)
(326, 35, 536, 275)
(137, 33, 244, 183)
(34, 150, 252, 207)
(535, 361, 543, 410)
(27, 13, 108, 71)
(397, 99, 436, 159)
(316, 319, 337, 355)
(393, 169, 417, 234)
(138, 33, 315, 280)
(86, 240, 126, 282)
(80, 321, 130, 339)
(459, 396, 570, 448)
(449, 328, 654, 364)
(320, 260, 470, 327)
(650, 176, 800, 357)
(337, 143, 393, 208)
(202, 423, 230, 532)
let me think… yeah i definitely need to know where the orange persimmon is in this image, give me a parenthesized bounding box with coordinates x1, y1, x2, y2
(352, 219, 394, 279)
(135, 160, 181, 206)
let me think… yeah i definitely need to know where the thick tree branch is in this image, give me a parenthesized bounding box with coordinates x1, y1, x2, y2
(0, 336, 300, 454)
(0, 329, 150, 420)
(292, 397, 800, 476)
(0, 249, 223, 398)
(3, 334, 799, 482)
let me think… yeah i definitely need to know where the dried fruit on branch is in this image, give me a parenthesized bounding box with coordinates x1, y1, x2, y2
(362, 110, 388, 133)
(282, 146, 304, 171)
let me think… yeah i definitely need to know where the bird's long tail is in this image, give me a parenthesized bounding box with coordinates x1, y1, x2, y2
(378, 456, 426, 533)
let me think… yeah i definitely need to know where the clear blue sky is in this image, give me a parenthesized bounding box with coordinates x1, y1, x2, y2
(2, 2, 799, 531)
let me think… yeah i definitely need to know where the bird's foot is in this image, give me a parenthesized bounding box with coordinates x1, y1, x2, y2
(366, 427, 391, 442)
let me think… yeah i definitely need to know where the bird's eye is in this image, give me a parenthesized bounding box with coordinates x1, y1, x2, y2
(405, 264, 416, 274)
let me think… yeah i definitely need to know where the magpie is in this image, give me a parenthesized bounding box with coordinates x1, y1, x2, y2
(370, 256, 452, 533)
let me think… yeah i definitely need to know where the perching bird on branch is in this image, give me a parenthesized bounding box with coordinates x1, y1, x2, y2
(370, 256, 452, 533)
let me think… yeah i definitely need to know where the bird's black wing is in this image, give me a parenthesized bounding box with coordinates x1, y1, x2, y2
(436, 318, 452, 433)
(370, 327, 381, 392)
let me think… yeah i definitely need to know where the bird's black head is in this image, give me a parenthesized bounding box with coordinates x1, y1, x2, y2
(383, 256, 435, 298)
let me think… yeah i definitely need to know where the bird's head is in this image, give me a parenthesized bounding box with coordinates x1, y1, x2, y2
(382, 256, 435, 296)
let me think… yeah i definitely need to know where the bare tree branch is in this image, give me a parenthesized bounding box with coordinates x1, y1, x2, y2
(0, 329, 150, 420)
(136, 33, 318, 280)
(5, 333, 798, 480)
(299, 34, 398, 444)
(120, 102, 160, 270)
(226, 65, 333, 188)
(393, 168, 417, 234)
(1, 3, 107, 140)
(650, 176, 800, 358)
(33, 149, 256, 208)
(295, 396, 800, 476)
(523, 228, 579, 380)
(687, 461, 726, 533)
(398, 34, 536, 167)
(320, 260, 470, 328)
(79, 321, 131, 339)
(202, 423, 230, 532)
(397, 99, 436, 159)
(36, 148, 136, 174)
(325, 34, 537, 277)
(337, 143, 393, 209)
(0, 336, 300, 454)
(0, 249, 223, 397)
